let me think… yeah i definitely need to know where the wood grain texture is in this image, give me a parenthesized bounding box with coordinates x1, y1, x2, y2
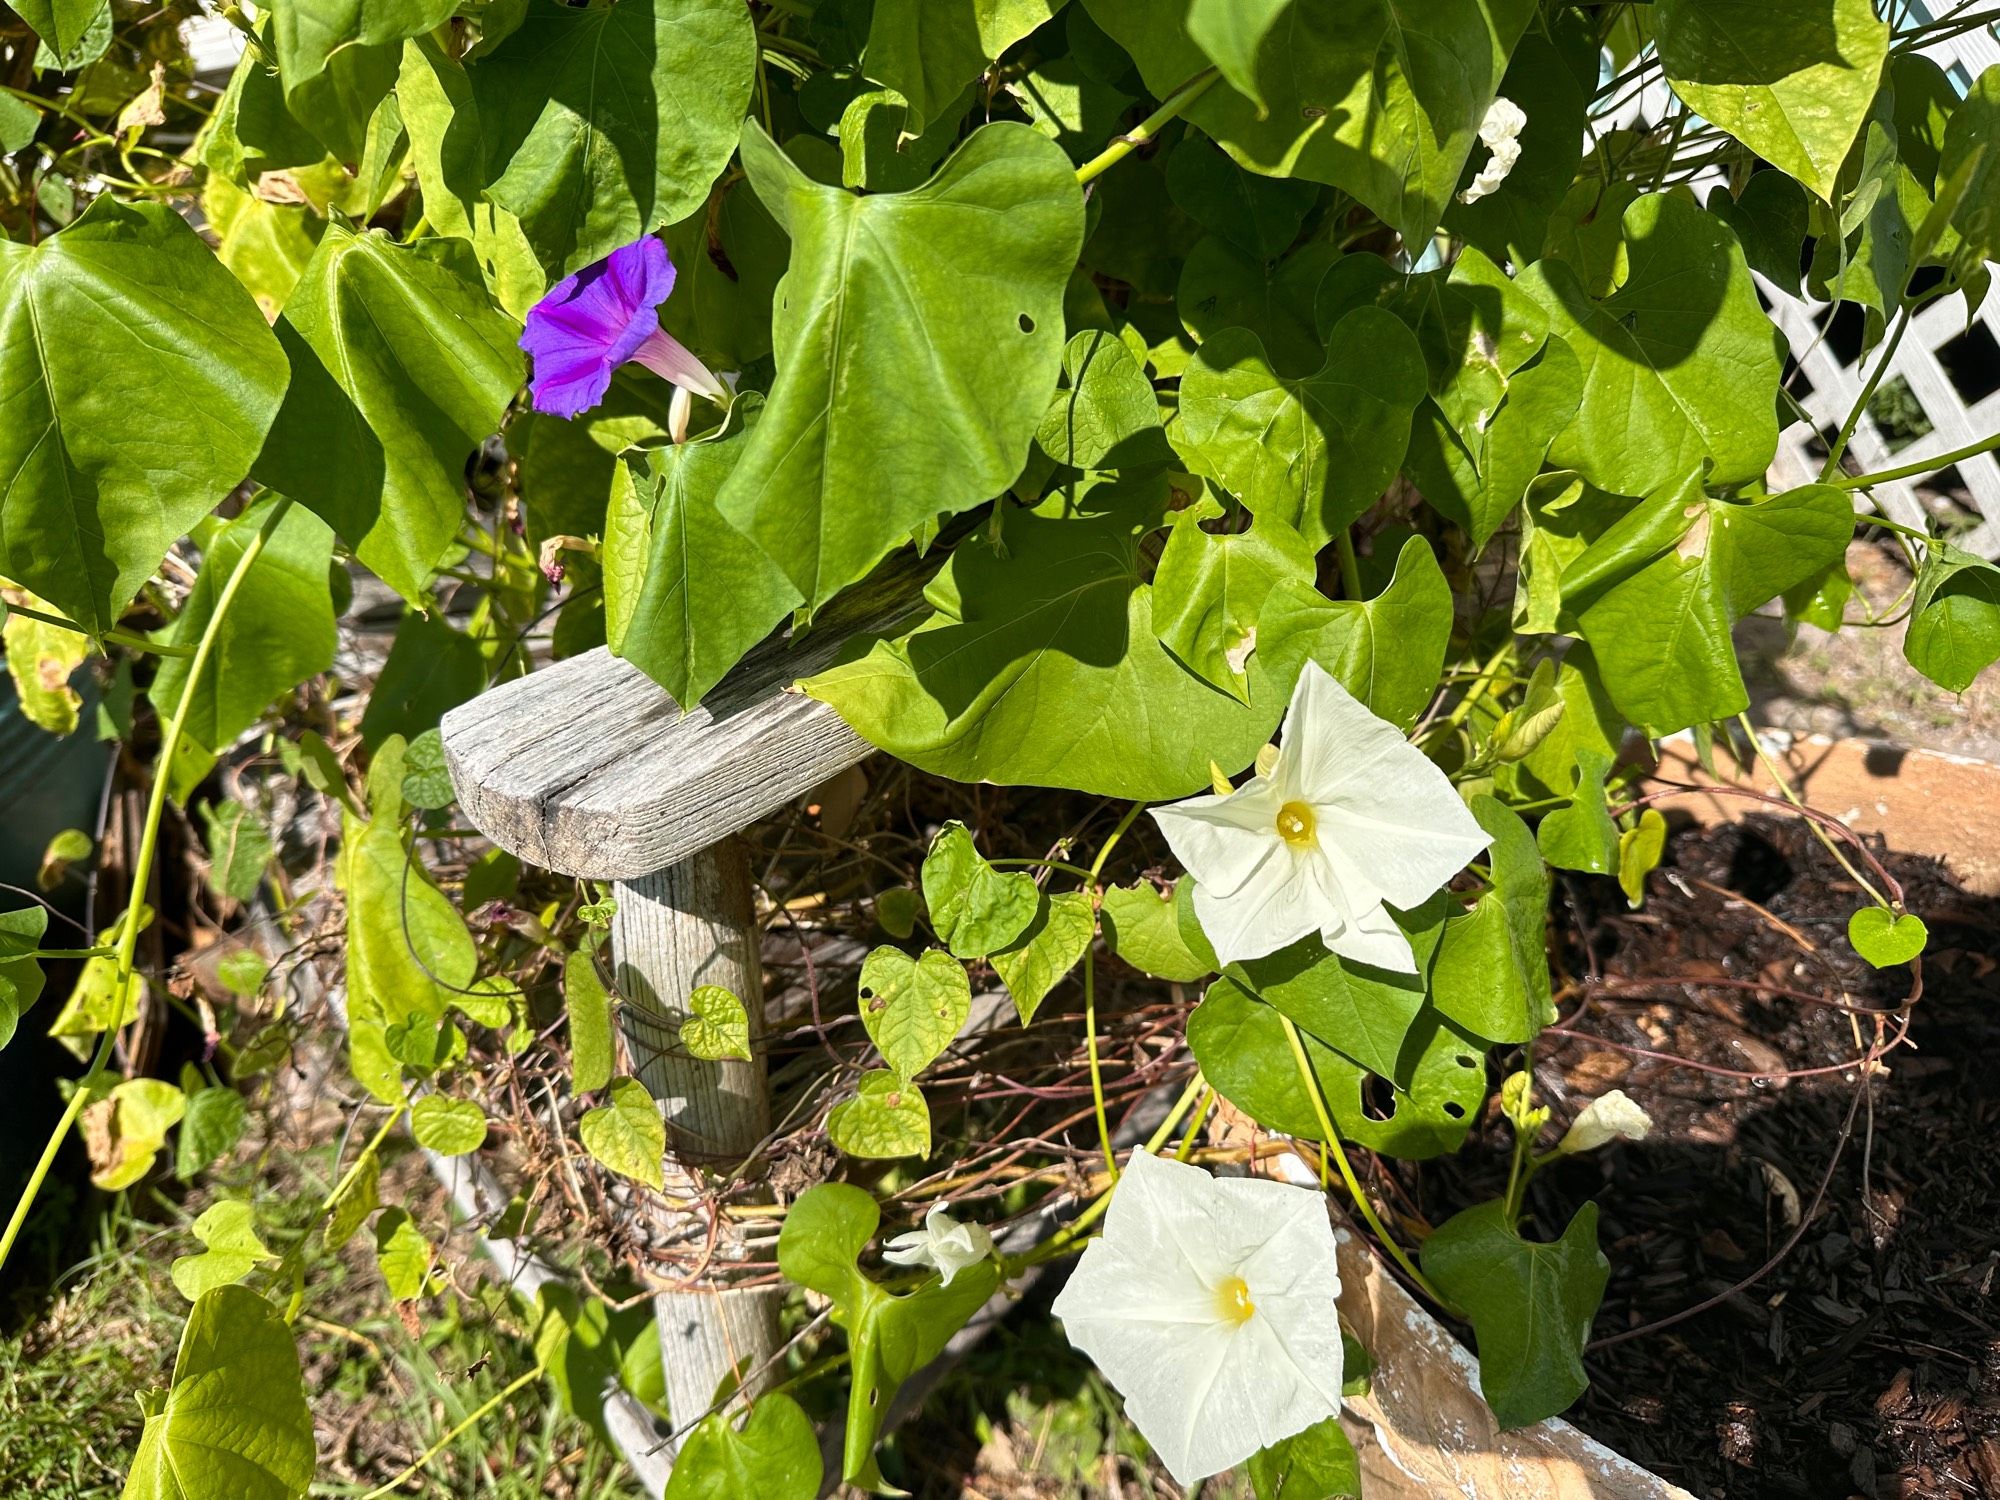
(440, 564, 927, 880)
(611, 843, 784, 1431)
(611, 845, 769, 1157)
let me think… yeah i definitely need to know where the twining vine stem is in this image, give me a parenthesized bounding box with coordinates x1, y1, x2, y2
(0, 498, 294, 1275)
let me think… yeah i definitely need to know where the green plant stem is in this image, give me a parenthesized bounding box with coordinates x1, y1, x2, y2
(26, 946, 115, 961)
(1439, 637, 1515, 735)
(1821, 306, 1913, 482)
(0, 601, 194, 658)
(1734, 712, 1890, 908)
(1080, 801, 1151, 1180)
(989, 857, 1096, 880)
(1279, 1015, 1451, 1308)
(1334, 530, 1364, 600)
(0, 499, 293, 1276)
(1832, 428, 2000, 490)
(356, 1363, 546, 1500)
(1074, 68, 1219, 186)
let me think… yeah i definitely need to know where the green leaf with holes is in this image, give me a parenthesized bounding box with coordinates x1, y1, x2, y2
(1654, 0, 1888, 204)
(777, 1183, 1001, 1486)
(1152, 508, 1317, 702)
(0, 198, 287, 634)
(252, 224, 523, 605)
(721, 120, 1084, 612)
(1537, 747, 1620, 876)
(1226, 895, 1447, 1080)
(469, 0, 758, 276)
(123, 1286, 314, 1500)
(827, 1069, 933, 1160)
(665, 1392, 823, 1500)
(579, 1077, 666, 1191)
(992, 891, 1095, 1024)
(922, 822, 1041, 960)
(1175, 308, 1426, 551)
(1188, 978, 1486, 1160)
(857, 946, 971, 1077)
(170, 1200, 274, 1302)
(1519, 193, 1783, 497)
(1422, 1199, 1608, 1429)
(681, 985, 752, 1062)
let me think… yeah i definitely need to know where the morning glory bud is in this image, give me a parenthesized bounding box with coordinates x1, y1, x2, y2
(1459, 96, 1527, 205)
(880, 1202, 994, 1287)
(1557, 1089, 1654, 1154)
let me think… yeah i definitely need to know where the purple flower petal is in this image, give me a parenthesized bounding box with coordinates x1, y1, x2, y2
(520, 235, 677, 419)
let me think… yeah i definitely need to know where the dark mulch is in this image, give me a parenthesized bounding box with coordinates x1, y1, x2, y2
(1412, 813, 2000, 1500)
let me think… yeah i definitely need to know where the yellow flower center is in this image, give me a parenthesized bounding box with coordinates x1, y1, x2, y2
(1275, 801, 1316, 849)
(1215, 1275, 1256, 1325)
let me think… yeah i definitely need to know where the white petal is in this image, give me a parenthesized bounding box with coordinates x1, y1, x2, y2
(1151, 780, 1286, 900)
(1319, 893, 1417, 973)
(1280, 665, 1489, 910)
(1559, 1089, 1653, 1153)
(1052, 1156, 1346, 1485)
(1191, 845, 1331, 966)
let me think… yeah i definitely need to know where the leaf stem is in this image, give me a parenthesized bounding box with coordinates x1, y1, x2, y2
(0, 600, 195, 658)
(1278, 1015, 1450, 1308)
(1074, 68, 1220, 187)
(1334, 530, 1364, 600)
(0, 499, 293, 1276)
(1734, 712, 1889, 908)
(1831, 428, 2000, 490)
(1080, 802, 1149, 1180)
(1820, 306, 1912, 482)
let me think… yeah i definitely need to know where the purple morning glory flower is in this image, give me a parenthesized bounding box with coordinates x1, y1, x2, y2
(520, 235, 728, 420)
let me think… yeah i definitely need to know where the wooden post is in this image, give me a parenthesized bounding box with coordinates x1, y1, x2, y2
(439, 571, 925, 1460)
(611, 845, 782, 1429)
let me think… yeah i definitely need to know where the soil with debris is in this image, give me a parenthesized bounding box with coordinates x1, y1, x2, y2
(1412, 814, 2000, 1500)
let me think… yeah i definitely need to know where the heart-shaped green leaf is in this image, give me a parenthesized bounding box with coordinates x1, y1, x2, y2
(578, 1077, 666, 1190)
(1848, 906, 1929, 968)
(857, 946, 971, 1077)
(921, 822, 1041, 959)
(681, 985, 752, 1062)
(827, 1069, 932, 1160)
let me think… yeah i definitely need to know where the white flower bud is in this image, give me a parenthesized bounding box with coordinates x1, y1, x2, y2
(881, 1202, 994, 1287)
(1459, 96, 1527, 205)
(1558, 1089, 1653, 1154)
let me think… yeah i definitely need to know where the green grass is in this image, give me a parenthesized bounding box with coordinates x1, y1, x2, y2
(0, 1139, 649, 1500)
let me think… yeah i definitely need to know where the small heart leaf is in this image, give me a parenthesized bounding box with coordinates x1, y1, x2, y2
(1847, 906, 1928, 968)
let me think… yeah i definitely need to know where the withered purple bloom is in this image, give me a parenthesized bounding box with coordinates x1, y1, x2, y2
(519, 235, 728, 420)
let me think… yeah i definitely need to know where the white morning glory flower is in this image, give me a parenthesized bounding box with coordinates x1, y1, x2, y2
(1459, 96, 1527, 205)
(881, 1202, 994, 1287)
(1557, 1089, 1653, 1154)
(1150, 661, 1490, 972)
(1051, 1150, 1345, 1485)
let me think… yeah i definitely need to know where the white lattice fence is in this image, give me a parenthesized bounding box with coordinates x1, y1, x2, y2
(1765, 281, 2000, 559)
